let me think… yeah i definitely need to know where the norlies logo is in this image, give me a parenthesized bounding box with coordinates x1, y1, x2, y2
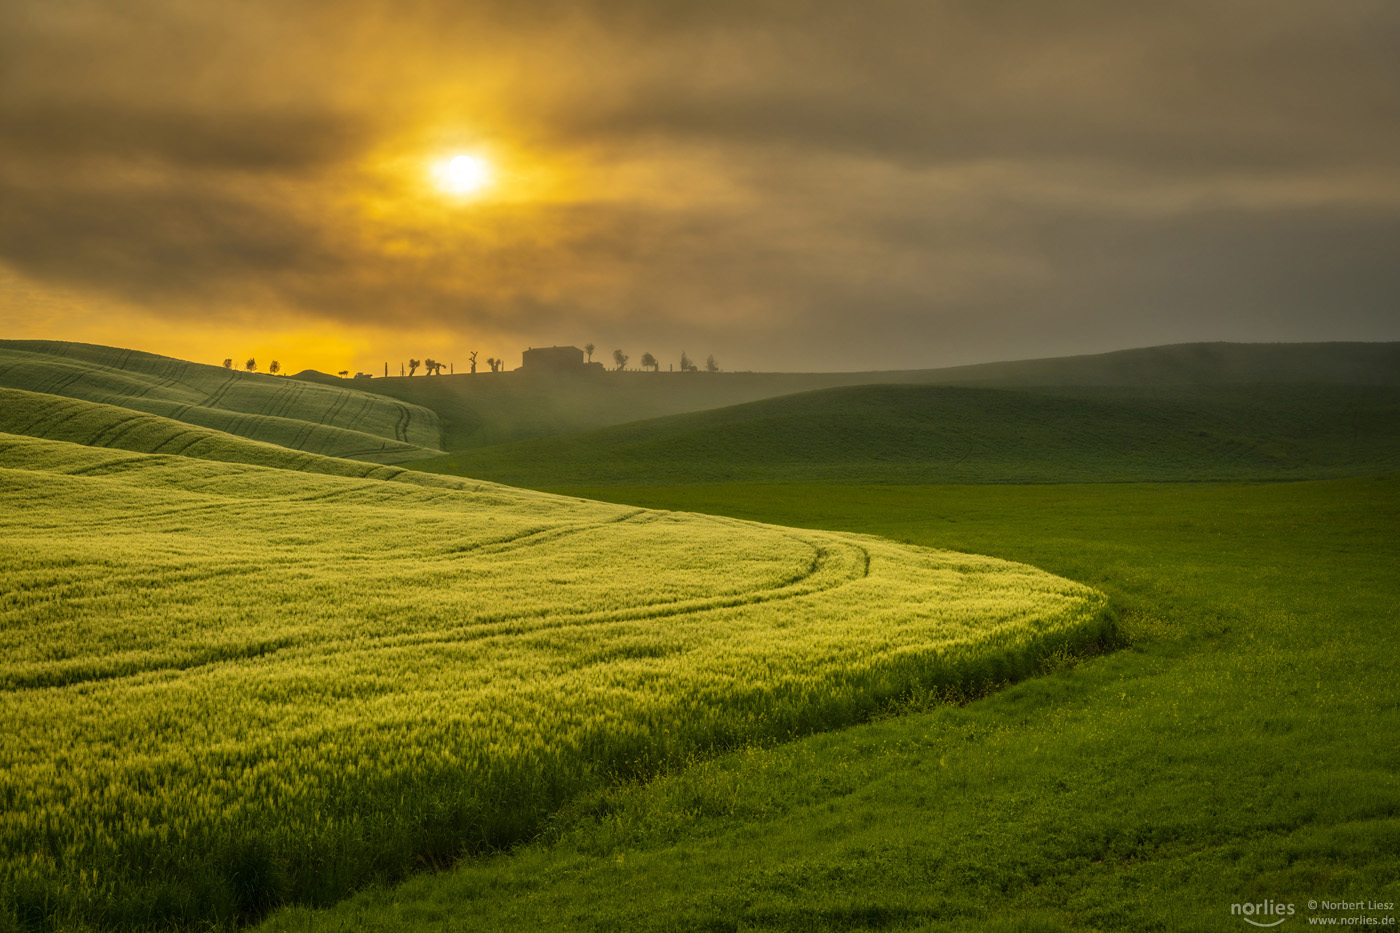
(1232, 900, 1296, 927)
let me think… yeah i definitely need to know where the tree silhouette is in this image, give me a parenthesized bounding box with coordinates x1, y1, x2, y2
(245, 358, 257, 372)
(222, 358, 233, 369)
(337, 370, 349, 378)
(706, 354, 719, 373)
(585, 343, 595, 363)
(486, 357, 497, 372)
(269, 360, 281, 376)
(640, 352, 658, 372)
(408, 358, 420, 376)
(612, 349, 629, 371)
(469, 351, 478, 374)
(679, 351, 697, 372)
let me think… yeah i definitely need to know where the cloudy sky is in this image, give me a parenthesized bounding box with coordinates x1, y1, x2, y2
(2, 0, 1397, 374)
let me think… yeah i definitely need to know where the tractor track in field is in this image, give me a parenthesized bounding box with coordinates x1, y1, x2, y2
(5, 397, 87, 438)
(317, 389, 351, 428)
(1, 527, 871, 692)
(84, 414, 149, 448)
(201, 374, 239, 411)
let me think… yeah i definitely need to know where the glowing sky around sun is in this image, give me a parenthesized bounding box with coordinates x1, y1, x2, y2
(1, 0, 1398, 375)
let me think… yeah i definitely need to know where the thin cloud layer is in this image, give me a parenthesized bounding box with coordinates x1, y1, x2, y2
(1, 0, 1397, 372)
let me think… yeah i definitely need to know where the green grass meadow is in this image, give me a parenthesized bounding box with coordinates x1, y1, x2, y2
(0, 433, 1107, 931)
(258, 476, 1400, 932)
(2, 339, 1397, 932)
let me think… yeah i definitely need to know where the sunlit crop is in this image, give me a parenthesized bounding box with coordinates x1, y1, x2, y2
(0, 341, 441, 463)
(0, 432, 1108, 929)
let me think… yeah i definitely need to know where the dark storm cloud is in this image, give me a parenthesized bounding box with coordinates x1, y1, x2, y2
(2, 0, 1398, 369)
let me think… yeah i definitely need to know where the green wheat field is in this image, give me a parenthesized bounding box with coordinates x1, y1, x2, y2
(1, 340, 1397, 932)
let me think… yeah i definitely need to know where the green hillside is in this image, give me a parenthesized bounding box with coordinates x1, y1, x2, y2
(0, 387, 458, 487)
(317, 341, 1400, 451)
(0, 427, 1107, 930)
(410, 383, 1400, 487)
(919, 340, 1400, 387)
(0, 340, 442, 463)
(296, 368, 886, 451)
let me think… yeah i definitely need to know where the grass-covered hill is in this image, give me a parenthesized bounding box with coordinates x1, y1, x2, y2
(0, 340, 442, 463)
(0, 422, 1108, 930)
(311, 341, 1400, 451)
(0, 387, 454, 487)
(409, 382, 1400, 487)
(294, 367, 887, 452)
(915, 340, 1400, 387)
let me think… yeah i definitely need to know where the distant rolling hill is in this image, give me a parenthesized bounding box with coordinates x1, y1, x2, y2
(325, 341, 1400, 451)
(0, 340, 442, 463)
(409, 383, 1400, 487)
(903, 340, 1400, 387)
(0, 386, 461, 488)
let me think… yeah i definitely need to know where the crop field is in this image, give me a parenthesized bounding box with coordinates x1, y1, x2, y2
(258, 475, 1400, 932)
(0, 341, 441, 463)
(0, 431, 1110, 930)
(0, 387, 449, 486)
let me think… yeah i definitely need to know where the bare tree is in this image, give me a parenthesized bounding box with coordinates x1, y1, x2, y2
(469, 350, 478, 374)
(245, 358, 257, 372)
(705, 354, 719, 373)
(585, 343, 595, 363)
(222, 358, 233, 369)
(612, 349, 629, 371)
(408, 358, 420, 376)
(268, 360, 281, 376)
(640, 352, 658, 372)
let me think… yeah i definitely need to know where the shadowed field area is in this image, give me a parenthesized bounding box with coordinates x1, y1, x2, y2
(325, 341, 1400, 452)
(410, 382, 1400, 486)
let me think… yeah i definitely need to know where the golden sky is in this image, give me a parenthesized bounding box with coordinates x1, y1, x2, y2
(2, 0, 1398, 374)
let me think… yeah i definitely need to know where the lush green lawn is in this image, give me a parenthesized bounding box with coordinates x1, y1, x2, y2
(260, 475, 1400, 932)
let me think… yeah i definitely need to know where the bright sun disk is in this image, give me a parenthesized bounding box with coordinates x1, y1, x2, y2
(435, 154, 492, 195)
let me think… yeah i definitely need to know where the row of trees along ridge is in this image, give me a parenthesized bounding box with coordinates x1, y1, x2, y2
(223, 358, 281, 375)
(609, 349, 719, 372)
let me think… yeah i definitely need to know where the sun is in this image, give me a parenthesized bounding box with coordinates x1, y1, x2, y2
(433, 154, 492, 196)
